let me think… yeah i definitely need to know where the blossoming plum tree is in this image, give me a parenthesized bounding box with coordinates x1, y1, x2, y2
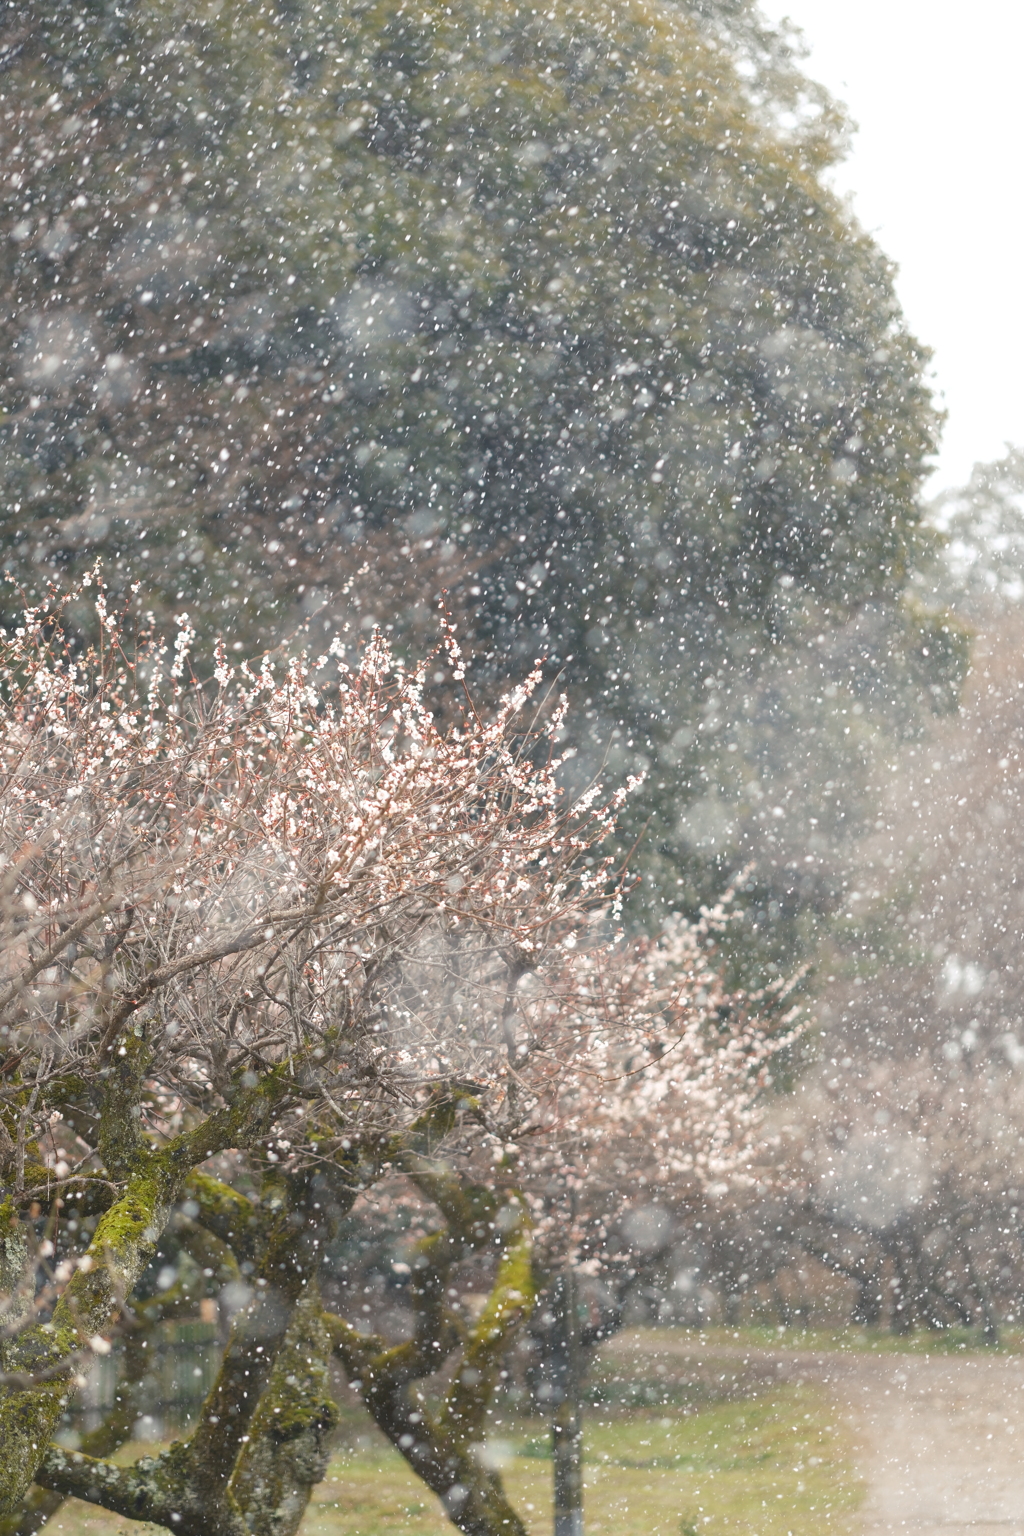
(0, 583, 793, 1536)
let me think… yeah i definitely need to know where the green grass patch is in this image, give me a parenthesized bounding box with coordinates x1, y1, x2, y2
(41, 1387, 860, 1536)
(306, 1387, 860, 1536)
(644, 1324, 1024, 1355)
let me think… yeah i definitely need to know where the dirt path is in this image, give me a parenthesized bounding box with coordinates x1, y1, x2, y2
(601, 1334, 1024, 1534)
(830, 1352, 1024, 1536)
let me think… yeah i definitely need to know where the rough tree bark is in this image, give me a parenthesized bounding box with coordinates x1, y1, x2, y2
(325, 1116, 537, 1536)
(0, 1042, 289, 1518)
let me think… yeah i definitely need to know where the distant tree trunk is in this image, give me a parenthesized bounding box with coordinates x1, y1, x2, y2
(962, 1242, 1000, 1347)
(888, 1245, 914, 1335)
(853, 1267, 883, 1327)
(772, 1285, 792, 1328)
(551, 1270, 584, 1536)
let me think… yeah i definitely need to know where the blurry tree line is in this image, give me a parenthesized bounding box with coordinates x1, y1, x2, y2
(627, 451, 1024, 1343)
(605, 448, 1024, 1345)
(765, 448, 1024, 1340)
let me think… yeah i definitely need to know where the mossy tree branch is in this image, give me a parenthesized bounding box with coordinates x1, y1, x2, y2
(5, 1303, 169, 1536)
(325, 1181, 536, 1536)
(0, 1065, 294, 1518)
(33, 1153, 360, 1536)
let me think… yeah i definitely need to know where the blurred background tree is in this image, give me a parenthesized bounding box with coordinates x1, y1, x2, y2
(813, 447, 1024, 1065)
(0, 0, 957, 965)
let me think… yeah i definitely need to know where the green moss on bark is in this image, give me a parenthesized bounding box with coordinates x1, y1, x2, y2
(230, 1288, 339, 1536)
(324, 1194, 536, 1536)
(0, 1060, 298, 1517)
(0, 1166, 178, 1517)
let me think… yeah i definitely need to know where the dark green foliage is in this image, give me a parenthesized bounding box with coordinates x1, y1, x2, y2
(0, 0, 946, 939)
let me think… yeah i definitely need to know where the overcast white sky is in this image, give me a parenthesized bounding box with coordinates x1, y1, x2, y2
(757, 0, 1024, 491)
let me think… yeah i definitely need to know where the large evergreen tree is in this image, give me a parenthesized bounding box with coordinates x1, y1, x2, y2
(0, 0, 947, 935)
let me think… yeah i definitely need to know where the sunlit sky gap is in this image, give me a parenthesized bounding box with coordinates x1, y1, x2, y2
(758, 0, 1024, 491)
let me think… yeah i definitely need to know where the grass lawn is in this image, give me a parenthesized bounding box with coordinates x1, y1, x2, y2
(654, 1324, 1024, 1355)
(37, 1322, 1017, 1536)
(44, 1385, 860, 1536)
